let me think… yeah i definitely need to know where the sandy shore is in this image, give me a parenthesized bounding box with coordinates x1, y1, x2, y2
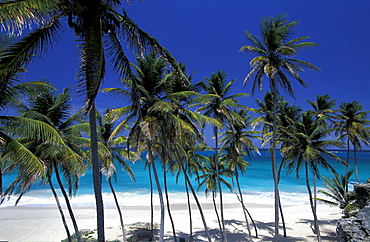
(0, 200, 341, 242)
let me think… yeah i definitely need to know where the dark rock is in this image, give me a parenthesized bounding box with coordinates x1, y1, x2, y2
(337, 205, 370, 241)
(354, 183, 370, 209)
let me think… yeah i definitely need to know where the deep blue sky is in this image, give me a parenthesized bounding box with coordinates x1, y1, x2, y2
(24, 0, 370, 114)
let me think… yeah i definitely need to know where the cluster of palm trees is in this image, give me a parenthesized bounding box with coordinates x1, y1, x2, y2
(0, 2, 368, 241)
(2, 58, 369, 242)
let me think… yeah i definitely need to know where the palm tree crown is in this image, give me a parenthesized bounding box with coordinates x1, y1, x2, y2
(240, 14, 320, 97)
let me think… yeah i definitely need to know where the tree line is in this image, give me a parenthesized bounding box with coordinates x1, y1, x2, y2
(0, 2, 367, 241)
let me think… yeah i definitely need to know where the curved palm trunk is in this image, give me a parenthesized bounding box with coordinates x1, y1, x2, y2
(214, 126, 227, 242)
(148, 160, 154, 240)
(272, 88, 280, 241)
(313, 174, 317, 218)
(181, 163, 212, 242)
(305, 163, 321, 242)
(277, 159, 287, 237)
(89, 103, 105, 242)
(108, 177, 126, 242)
(147, 141, 165, 242)
(234, 171, 250, 237)
(48, 174, 71, 242)
(53, 160, 81, 242)
(163, 165, 177, 241)
(185, 179, 194, 242)
(354, 149, 361, 183)
(277, 194, 286, 237)
(212, 191, 223, 238)
(235, 170, 258, 238)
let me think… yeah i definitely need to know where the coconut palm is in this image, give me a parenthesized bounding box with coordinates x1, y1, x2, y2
(276, 101, 303, 237)
(0, 2, 182, 240)
(15, 86, 86, 241)
(197, 154, 233, 240)
(280, 111, 345, 242)
(102, 53, 177, 242)
(335, 101, 370, 183)
(103, 53, 217, 242)
(219, 109, 261, 238)
(182, 142, 211, 241)
(253, 92, 292, 236)
(277, 101, 302, 176)
(253, 92, 286, 145)
(156, 66, 207, 242)
(194, 70, 247, 242)
(0, 33, 54, 196)
(140, 58, 218, 242)
(94, 109, 138, 242)
(316, 171, 358, 218)
(168, 135, 212, 242)
(240, 14, 320, 240)
(307, 94, 338, 123)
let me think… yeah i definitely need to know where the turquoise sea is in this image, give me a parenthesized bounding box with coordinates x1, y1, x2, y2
(1, 150, 369, 208)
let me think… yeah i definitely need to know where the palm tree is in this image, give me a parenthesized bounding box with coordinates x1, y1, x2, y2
(194, 70, 247, 242)
(240, 14, 320, 240)
(104, 54, 217, 242)
(0, 2, 183, 240)
(161, 63, 222, 242)
(103, 53, 174, 242)
(316, 171, 358, 218)
(197, 154, 233, 240)
(280, 111, 345, 242)
(307, 94, 338, 123)
(0, 34, 53, 196)
(95, 109, 138, 242)
(253, 92, 292, 237)
(253, 92, 285, 146)
(181, 141, 211, 241)
(219, 109, 261, 238)
(16, 86, 86, 241)
(335, 101, 370, 183)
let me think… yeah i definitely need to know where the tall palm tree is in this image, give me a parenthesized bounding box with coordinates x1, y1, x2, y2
(305, 94, 338, 216)
(276, 101, 302, 237)
(104, 54, 216, 242)
(307, 94, 337, 123)
(240, 14, 320, 240)
(253, 92, 285, 146)
(219, 109, 261, 238)
(194, 70, 247, 242)
(95, 109, 138, 242)
(197, 154, 233, 240)
(16, 86, 86, 241)
(0, 2, 182, 240)
(254, 92, 291, 237)
(335, 101, 370, 183)
(103, 54, 175, 242)
(161, 63, 223, 242)
(280, 111, 345, 242)
(181, 141, 211, 241)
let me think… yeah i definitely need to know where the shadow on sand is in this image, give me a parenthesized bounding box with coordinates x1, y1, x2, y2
(164, 217, 338, 242)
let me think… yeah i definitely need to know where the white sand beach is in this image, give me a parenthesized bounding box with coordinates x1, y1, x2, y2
(0, 201, 341, 241)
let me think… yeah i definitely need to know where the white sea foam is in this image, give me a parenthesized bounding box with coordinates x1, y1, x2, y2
(0, 189, 314, 208)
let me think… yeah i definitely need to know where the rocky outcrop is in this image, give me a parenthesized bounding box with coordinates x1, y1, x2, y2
(354, 183, 370, 209)
(337, 205, 370, 241)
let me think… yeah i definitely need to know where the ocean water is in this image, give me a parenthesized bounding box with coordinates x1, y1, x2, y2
(1, 150, 369, 208)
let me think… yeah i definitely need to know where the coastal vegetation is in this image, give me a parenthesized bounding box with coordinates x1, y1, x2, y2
(0, 2, 369, 242)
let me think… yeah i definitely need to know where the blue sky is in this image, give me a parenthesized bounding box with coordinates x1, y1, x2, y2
(24, 0, 370, 115)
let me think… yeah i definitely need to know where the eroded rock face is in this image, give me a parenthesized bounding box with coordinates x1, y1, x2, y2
(354, 183, 370, 209)
(337, 206, 370, 241)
